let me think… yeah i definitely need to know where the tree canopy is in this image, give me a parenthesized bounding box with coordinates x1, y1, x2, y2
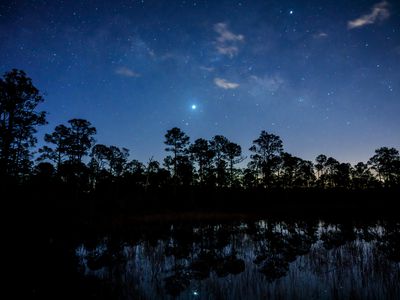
(2, 69, 399, 192)
(0, 69, 47, 178)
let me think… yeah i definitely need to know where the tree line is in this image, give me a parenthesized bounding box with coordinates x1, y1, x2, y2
(1, 69, 400, 192)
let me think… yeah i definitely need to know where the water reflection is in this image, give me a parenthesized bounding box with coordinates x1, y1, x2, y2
(76, 220, 400, 299)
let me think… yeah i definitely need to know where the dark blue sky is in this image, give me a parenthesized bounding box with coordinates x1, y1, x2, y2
(1, 0, 399, 164)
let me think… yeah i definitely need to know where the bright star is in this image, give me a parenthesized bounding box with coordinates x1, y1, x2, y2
(191, 104, 197, 110)
(289, 10, 294, 15)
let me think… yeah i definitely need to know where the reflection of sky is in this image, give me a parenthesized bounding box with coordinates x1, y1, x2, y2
(76, 222, 399, 299)
(1, 1, 400, 164)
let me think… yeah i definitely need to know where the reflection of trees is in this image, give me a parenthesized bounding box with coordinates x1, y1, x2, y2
(249, 220, 318, 281)
(78, 220, 400, 298)
(162, 222, 246, 296)
(320, 222, 356, 250)
(188, 251, 245, 280)
(86, 250, 113, 271)
(164, 271, 191, 297)
(377, 222, 400, 262)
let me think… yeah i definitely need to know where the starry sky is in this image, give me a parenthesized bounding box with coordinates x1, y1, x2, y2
(1, 0, 399, 164)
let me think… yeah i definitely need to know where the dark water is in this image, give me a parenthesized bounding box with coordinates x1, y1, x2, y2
(76, 219, 400, 299)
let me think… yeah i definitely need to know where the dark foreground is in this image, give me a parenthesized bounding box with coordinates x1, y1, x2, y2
(20, 193, 399, 299)
(26, 215, 400, 299)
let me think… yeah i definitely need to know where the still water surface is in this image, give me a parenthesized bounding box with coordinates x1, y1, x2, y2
(76, 219, 400, 299)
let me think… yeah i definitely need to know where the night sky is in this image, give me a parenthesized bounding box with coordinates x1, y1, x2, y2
(1, 0, 399, 164)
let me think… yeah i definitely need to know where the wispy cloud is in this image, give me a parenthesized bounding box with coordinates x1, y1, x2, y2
(248, 75, 284, 96)
(200, 66, 215, 72)
(313, 32, 328, 39)
(348, 1, 390, 29)
(216, 45, 239, 57)
(115, 66, 140, 77)
(214, 77, 239, 89)
(214, 23, 244, 58)
(214, 22, 244, 43)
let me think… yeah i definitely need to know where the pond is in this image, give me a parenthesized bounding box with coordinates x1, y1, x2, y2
(76, 219, 400, 299)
